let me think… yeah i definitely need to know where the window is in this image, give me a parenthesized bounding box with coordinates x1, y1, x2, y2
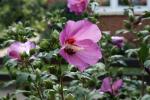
(95, 0, 110, 6)
(119, 0, 147, 6)
(92, 0, 150, 15)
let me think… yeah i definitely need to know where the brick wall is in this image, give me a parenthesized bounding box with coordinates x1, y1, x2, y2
(99, 15, 150, 33)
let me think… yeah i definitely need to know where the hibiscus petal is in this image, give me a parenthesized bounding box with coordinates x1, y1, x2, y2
(59, 20, 88, 45)
(75, 39, 102, 65)
(59, 20, 101, 45)
(59, 39, 102, 72)
(73, 20, 101, 43)
(8, 42, 22, 60)
(100, 77, 112, 93)
(59, 48, 89, 72)
(25, 41, 36, 49)
(59, 20, 77, 46)
(8, 42, 22, 53)
(112, 79, 123, 95)
(8, 50, 21, 60)
(25, 41, 36, 53)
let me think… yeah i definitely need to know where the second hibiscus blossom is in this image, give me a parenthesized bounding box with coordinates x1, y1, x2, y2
(8, 41, 36, 60)
(59, 19, 102, 72)
(67, 0, 89, 15)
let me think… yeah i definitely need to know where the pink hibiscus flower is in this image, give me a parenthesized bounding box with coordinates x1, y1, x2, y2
(99, 77, 123, 96)
(8, 41, 36, 60)
(67, 0, 89, 15)
(59, 19, 102, 72)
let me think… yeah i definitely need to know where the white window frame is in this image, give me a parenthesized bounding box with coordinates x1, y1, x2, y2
(93, 0, 150, 15)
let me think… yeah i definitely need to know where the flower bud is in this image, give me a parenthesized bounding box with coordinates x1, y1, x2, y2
(39, 39, 50, 50)
(117, 68, 124, 76)
(146, 86, 150, 94)
(35, 68, 41, 75)
(32, 60, 43, 69)
(65, 93, 75, 100)
(21, 52, 29, 60)
(30, 49, 36, 56)
(43, 80, 53, 89)
(124, 20, 131, 29)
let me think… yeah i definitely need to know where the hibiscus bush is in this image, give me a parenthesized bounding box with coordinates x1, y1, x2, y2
(0, 0, 150, 100)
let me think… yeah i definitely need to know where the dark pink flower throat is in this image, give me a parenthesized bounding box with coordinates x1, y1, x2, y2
(65, 38, 75, 44)
(64, 38, 76, 55)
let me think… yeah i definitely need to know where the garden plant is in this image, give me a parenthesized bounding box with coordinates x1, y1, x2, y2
(0, 0, 150, 100)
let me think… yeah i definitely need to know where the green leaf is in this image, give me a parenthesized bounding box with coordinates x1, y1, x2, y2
(1, 80, 16, 88)
(138, 44, 149, 62)
(144, 60, 150, 68)
(85, 62, 106, 77)
(141, 94, 150, 100)
(143, 11, 150, 18)
(124, 20, 131, 30)
(125, 49, 139, 57)
(4, 59, 18, 68)
(143, 35, 150, 43)
(116, 29, 129, 35)
(38, 49, 59, 60)
(88, 90, 103, 99)
(16, 72, 36, 84)
(110, 55, 124, 59)
(15, 90, 30, 94)
(64, 72, 76, 79)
